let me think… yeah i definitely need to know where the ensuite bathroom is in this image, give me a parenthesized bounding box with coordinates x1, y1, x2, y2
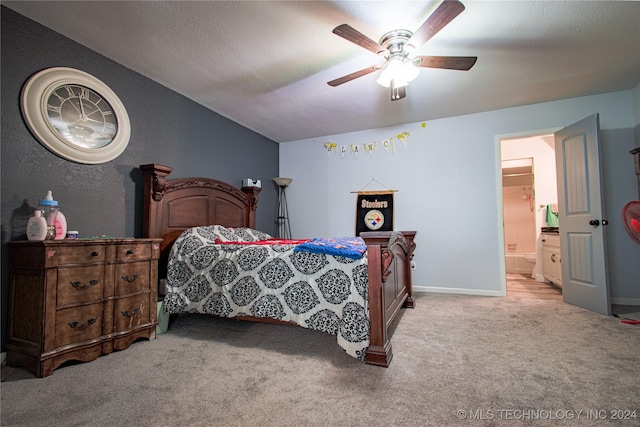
(501, 134, 561, 289)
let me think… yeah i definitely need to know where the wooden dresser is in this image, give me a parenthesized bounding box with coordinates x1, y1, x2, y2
(6, 238, 162, 377)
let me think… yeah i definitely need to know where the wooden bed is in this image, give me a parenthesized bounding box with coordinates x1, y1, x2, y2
(140, 163, 416, 366)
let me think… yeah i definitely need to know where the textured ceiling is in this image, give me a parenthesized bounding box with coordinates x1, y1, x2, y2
(4, 1, 639, 143)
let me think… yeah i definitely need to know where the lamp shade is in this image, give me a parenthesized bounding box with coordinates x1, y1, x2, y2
(273, 177, 292, 187)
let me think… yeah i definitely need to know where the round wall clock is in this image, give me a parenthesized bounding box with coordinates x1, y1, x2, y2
(21, 67, 131, 164)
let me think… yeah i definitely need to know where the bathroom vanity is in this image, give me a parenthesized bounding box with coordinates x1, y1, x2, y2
(541, 228, 562, 288)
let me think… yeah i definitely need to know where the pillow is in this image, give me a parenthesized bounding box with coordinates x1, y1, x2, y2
(230, 227, 273, 242)
(196, 225, 240, 242)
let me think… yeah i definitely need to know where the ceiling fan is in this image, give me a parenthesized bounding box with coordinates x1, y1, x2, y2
(327, 0, 477, 101)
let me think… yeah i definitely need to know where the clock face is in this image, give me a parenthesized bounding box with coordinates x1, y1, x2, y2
(46, 84, 118, 149)
(364, 209, 384, 230)
(21, 67, 131, 164)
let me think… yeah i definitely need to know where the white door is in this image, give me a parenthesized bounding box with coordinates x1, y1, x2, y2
(554, 114, 610, 315)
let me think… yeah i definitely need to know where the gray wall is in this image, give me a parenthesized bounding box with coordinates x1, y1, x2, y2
(1, 7, 279, 349)
(634, 84, 640, 155)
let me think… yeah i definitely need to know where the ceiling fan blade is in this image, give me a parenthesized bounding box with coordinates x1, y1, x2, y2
(332, 24, 385, 55)
(407, 0, 466, 49)
(327, 65, 378, 87)
(414, 55, 477, 70)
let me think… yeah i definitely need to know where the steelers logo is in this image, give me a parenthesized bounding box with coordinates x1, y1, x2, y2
(364, 209, 384, 230)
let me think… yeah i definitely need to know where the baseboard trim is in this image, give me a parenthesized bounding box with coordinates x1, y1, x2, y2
(611, 297, 640, 306)
(413, 285, 504, 297)
(414, 286, 639, 306)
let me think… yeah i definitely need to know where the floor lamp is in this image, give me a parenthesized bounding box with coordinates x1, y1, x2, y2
(273, 177, 292, 239)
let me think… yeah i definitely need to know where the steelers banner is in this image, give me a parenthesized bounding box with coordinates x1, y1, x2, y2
(355, 191, 394, 236)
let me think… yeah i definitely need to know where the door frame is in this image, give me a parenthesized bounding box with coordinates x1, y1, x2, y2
(495, 127, 561, 297)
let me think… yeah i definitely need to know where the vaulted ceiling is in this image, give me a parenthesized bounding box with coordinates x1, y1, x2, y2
(4, 1, 639, 143)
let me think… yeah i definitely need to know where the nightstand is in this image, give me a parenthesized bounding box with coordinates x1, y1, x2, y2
(6, 238, 162, 377)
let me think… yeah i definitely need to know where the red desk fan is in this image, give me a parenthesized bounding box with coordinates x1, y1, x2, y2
(622, 200, 640, 245)
(616, 200, 640, 325)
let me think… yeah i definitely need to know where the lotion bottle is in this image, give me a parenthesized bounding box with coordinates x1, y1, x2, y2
(54, 210, 67, 240)
(27, 210, 48, 241)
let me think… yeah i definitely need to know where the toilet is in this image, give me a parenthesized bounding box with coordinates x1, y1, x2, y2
(524, 253, 537, 277)
(505, 252, 537, 275)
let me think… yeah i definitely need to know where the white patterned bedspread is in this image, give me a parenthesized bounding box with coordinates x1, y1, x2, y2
(163, 226, 370, 360)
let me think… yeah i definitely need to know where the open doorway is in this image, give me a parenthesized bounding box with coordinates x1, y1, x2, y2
(501, 134, 562, 300)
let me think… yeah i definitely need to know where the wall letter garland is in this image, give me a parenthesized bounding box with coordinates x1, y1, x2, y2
(323, 122, 426, 159)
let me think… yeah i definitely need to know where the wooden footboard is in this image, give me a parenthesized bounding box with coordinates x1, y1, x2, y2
(361, 231, 416, 367)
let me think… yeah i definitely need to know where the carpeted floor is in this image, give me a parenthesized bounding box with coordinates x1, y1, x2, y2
(2, 292, 639, 426)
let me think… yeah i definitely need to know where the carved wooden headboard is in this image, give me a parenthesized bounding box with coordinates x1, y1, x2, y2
(140, 163, 261, 278)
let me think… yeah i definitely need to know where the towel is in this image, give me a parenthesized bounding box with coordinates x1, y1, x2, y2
(546, 204, 559, 227)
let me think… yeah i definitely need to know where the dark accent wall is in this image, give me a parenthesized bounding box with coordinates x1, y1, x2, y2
(0, 7, 279, 350)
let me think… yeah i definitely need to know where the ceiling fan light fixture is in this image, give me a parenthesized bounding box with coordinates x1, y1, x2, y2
(376, 56, 420, 88)
(328, 0, 475, 99)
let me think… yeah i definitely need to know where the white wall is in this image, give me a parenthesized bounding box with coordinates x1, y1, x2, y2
(280, 90, 640, 302)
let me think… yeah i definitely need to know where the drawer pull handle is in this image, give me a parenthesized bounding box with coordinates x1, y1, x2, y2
(551, 254, 557, 262)
(71, 279, 100, 289)
(121, 307, 140, 318)
(91, 251, 99, 257)
(126, 249, 134, 255)
(68, 318, 97, 330)
(122, 274, 139, 283)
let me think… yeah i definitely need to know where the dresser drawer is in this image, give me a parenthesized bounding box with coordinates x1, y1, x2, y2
(113, 294, 152, 332)
(115, 261, 151, 296)
(55, 303, 103, 348)
(57, 265, 104, 306)
(55, 245, 106, 265)
(117, 243, 152, 261)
